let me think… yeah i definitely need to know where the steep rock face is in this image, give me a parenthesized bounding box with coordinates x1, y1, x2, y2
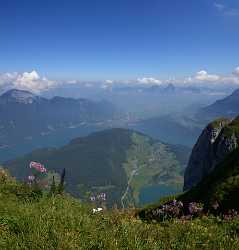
(183, 117, 239, 190)
(179, 147, 239, 211)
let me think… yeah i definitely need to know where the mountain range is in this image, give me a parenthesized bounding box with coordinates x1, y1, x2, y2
(197, 89, 239, 121)
(0, 89, 117, 160)
(129, 88, 239, 147)
(129, 114, 202, 147)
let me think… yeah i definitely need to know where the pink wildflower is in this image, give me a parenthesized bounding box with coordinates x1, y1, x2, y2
(30, 161, 47, 173)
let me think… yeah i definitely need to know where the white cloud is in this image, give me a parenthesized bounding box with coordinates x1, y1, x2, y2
(101, 80, 114, 89)
(137, 77, 162, 85)
(233, 67, 239, 77)
(180, 67, 239, 85)
(214, 3, 225, 11)
(214, 2, 239, 16)
(15, 70, 40, 87)
(105, 80, 114, 84)
(194, 70, 220, 82)
(0, 70, 55, 93)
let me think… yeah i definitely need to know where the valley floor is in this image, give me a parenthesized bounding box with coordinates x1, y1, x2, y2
(0, 194, 239, 250)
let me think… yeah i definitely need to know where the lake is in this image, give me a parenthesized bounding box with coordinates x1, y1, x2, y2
(139, 185, 182, 206)
(0, 125, 101, 162)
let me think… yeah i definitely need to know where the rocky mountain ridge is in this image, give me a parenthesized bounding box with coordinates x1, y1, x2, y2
(184, 117, 239, 190)
(0, 89, 41, 104)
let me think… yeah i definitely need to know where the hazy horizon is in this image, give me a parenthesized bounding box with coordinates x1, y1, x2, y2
(0, 0, 239, 94)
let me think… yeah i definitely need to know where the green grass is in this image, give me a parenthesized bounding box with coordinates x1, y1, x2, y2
(223, 117, 239, 138)
(0, 171, 239, 249)
(209, 117, 230, 129)
(1, 195, 239, 249)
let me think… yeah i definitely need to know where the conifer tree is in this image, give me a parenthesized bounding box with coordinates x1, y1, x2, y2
(50, 175, 56, 195)
(58, 168, 66, 194)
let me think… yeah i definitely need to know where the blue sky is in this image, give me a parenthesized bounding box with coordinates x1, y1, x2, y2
(0, 0, 239, 81)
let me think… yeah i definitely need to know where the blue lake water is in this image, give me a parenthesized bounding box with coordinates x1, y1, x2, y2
(139, 185, 182, 206)
(0, 125, 101, 162)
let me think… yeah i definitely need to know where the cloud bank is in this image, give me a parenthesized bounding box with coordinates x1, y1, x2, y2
(134, 67, 239, 86)
(183, 67, 239, 85)
(233, 67, 239, 77)
(0, 67, 239, 93)
(0, 70, 55, 93)
(136, 77, 162, 85)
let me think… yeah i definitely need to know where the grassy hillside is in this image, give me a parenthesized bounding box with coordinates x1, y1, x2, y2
(0, 170, 238, 250)
(4, 129, 187, 208)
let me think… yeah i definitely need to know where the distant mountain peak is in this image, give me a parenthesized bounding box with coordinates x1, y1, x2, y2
(164, 83, 176, 92)
(2, 88, 35, 96)
(231, 88, 239, 96)
(0, 89, 39, 104)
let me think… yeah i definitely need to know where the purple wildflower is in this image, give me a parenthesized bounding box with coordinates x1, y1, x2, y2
(90, 196, 96, 202)
(188, 202, 203, 215)
(212, 201, 219, 210)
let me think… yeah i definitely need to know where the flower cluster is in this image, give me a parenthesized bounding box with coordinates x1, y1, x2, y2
(150, 200, 205, 221)
(30, 161, 47, 173)
(28, 161, 48, 189)
(148, 198, 239, 222)
(152, 199, 184, 220)
(90, 192, 107, 202)
(223, 209, 238, 221)
(188, 202, 204, 215)
(97, 193, 106, 201)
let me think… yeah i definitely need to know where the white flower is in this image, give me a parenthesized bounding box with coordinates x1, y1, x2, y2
(92, 208, 103, 214)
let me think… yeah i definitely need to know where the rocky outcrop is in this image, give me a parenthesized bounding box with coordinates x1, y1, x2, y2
(184, 117, 239, 190)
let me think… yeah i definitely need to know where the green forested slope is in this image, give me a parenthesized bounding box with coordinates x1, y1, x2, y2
(4, 129, 186, 207)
